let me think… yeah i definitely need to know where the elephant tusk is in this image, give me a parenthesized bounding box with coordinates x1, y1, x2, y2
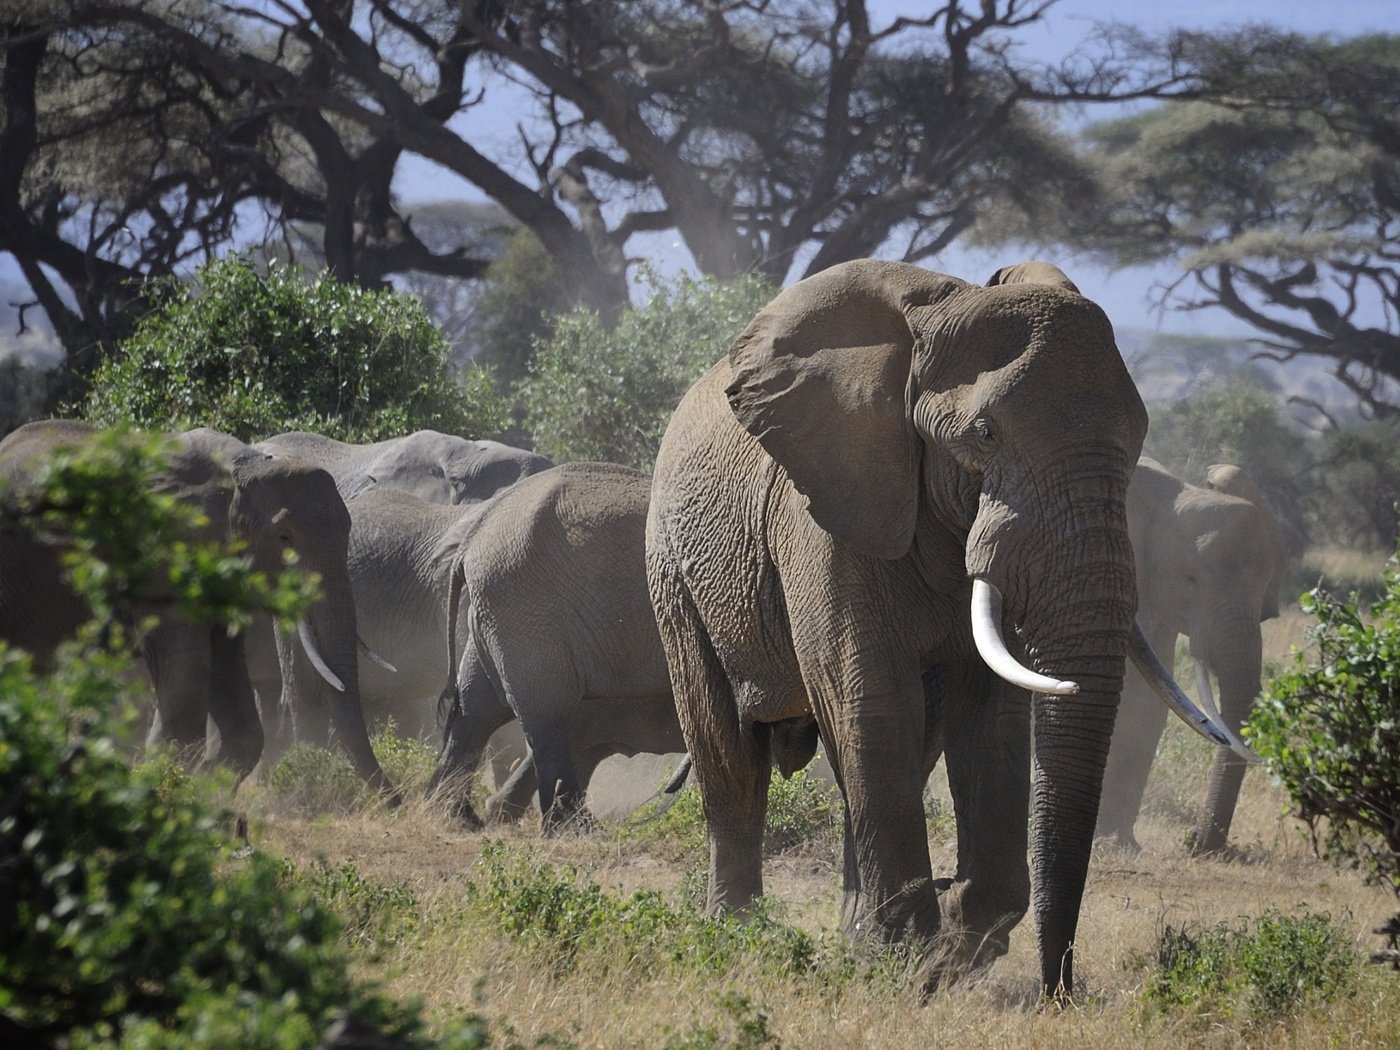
(298, 619, 346, 693)
(1193, 659, 1224, 723)
(359, 636, 397, 673)
(1129, 623, 1258, 763)
(970, 579, 1080, 696)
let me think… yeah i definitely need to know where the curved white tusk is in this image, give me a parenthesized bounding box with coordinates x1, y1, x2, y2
(1193, 659, 1223, 723)
(359, 636, 397, 673)
(970, 579, 1080, 695)
(1129, 623, 1258, 762)
(298, 619, 346, 693)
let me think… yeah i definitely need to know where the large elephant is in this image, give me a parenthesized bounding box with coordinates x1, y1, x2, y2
(256, 429, 552, 504)
(0, 420, 395, 796)
(426, 462, 685, 828)
(644, 259, 1247, 997)
(1097, 457, 1284, 855)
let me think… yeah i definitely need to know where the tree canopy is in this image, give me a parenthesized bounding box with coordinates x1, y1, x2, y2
(1073, 30, 1400, 417)
(1, 0, 1183, 408)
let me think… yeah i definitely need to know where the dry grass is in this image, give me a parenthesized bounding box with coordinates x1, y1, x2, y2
(241, 555, 1400, 1048)
(242, 756, 1400, 1048)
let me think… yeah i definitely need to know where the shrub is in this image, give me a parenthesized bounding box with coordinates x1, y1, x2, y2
(84, 256, 509, 443)
(0, 645, 484, 1048)
(520, 269, 775, 469)
(284, 859, 420, 950)
(1246, 563, 1400, 902)
(0, 434, 486, 1047)
(1144, 908, 1358, 1020)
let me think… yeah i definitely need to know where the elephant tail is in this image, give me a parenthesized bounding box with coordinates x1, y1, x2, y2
(437, 554, 470, 727)
(621, 755, 693, 828)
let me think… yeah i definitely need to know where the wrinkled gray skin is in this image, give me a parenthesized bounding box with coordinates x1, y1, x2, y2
(0, 422, 394, 798)
(425, 462, 685, 829)
(256, 430, 552, 505)
(646, 260, 1149, 997)
(1097, 458, 1284, 855)
(251, 428, 552, 771)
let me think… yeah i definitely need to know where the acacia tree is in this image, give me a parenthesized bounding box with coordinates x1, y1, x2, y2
(1071, 30, 1400, 417)
(2, 0, 1188, 407)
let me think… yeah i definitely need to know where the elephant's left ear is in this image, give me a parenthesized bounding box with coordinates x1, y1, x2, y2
(726, 260, 966, 560)
(986, 261, 1081, 295)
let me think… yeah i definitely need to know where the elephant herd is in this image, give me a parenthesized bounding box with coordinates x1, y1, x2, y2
(0, 260, 1285, 1000)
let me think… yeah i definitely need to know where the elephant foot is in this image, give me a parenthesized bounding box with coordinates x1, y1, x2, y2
(930, 878, 1024, 985)
(541, 804, 597, 836)
(841, 876, 942, 948)
(483, 791, 533, 825)
(1185, 829, 1233, 859)
(425, 780, 485, 830)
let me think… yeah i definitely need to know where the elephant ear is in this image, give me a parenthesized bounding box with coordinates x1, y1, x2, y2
(986, 260, 1081, 294)
(726, 260, 966, 559)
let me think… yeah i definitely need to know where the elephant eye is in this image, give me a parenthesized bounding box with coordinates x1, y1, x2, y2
(974, 418, 997, 446)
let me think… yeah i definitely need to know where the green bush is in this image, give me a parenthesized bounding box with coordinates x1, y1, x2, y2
(84, 256, 509, 443)
(1246, 562, 1400, 901)
(0, 433, 488, 1047)
(0, 645, 484, 1048)
(1144, 908, 1358, 1020)
(520, 269, 775, 469)
(283, 859, 419, 950)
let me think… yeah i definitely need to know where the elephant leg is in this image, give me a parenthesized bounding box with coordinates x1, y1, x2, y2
(939, 664, 1030, 977)
(481, 739, 616, 825)
(810, 671, 940, 951)
(483, 747, 538, 824)
(651, 562, 768, 912)
(142, 618, 212, 767)
(1096, 626, 1176, 851)
(525, 726, 588, 833)
(1188, 648, 1261, 855)
(427, 638, 515, 827)
(204, 628, 263, 782)
(245, 615, 291, 778)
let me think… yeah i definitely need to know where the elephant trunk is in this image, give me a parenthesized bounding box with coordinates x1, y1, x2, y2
(973, 467, 1137, 999)
(1188, 629, 1264, 854)
(302, 572, 400, 805)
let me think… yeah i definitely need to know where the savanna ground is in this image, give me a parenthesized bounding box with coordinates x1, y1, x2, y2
(239, 546, 1400, 1049)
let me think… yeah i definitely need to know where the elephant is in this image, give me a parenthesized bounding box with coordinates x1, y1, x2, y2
(425, 461, 685, 828)
(250, 428, 552, 772)
(1096, 457, 1284, 855)
(0, 420, 396, 797)
(256, 429, 552, 504)
(644, 259, 1249, 998)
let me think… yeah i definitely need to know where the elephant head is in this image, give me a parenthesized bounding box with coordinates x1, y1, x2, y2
(226, 451, 399, 802)
(662, 259, 1243, 997)
(347, 431, 553, 504)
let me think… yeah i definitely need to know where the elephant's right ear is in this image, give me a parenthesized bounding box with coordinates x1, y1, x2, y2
(726, 260, 966, 560)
